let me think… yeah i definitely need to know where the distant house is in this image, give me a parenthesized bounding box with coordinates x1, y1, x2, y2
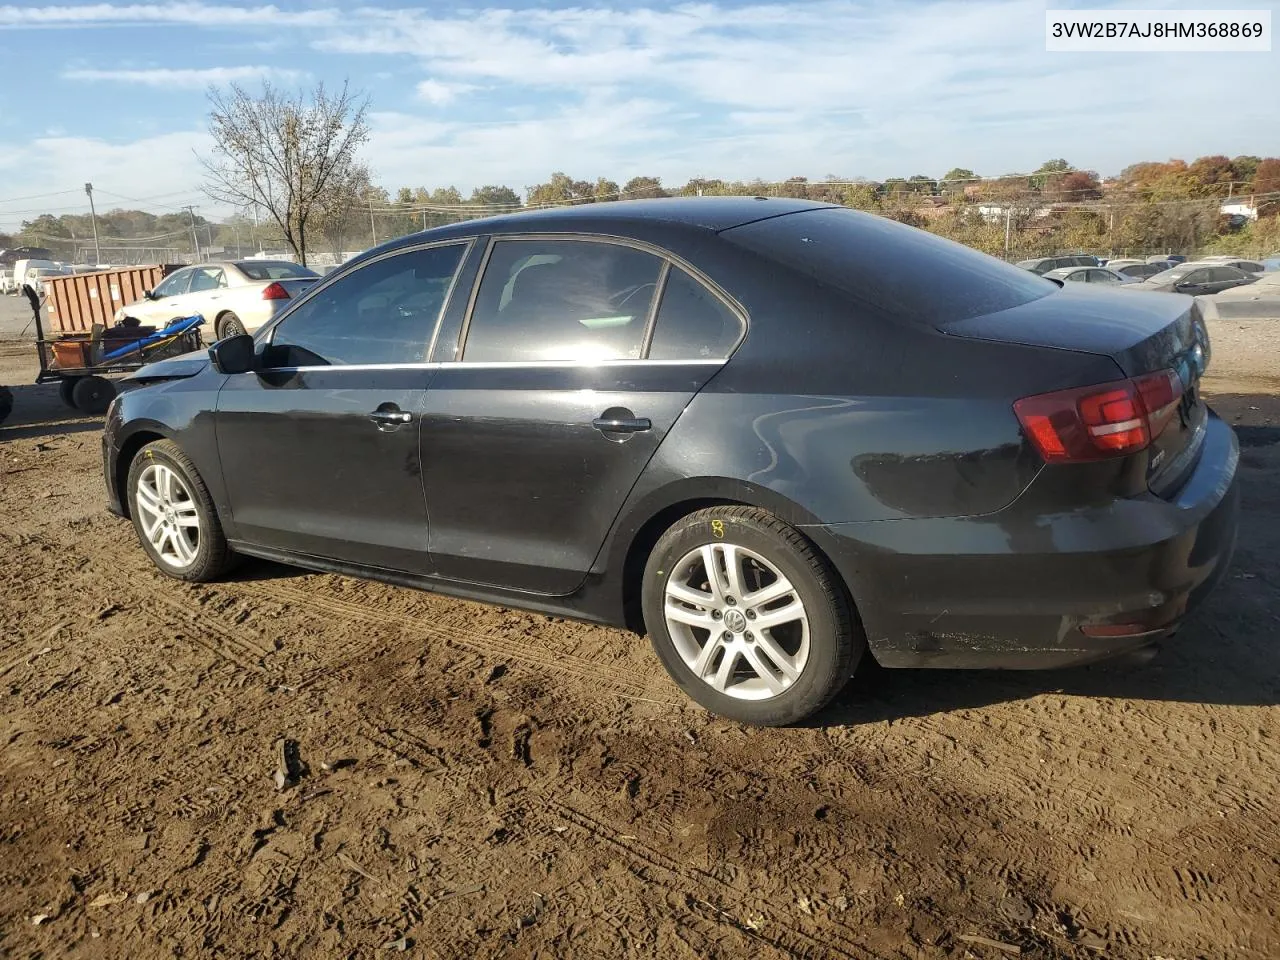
(1220, 201, 1258, 221)
(977, 204, 1054, 224)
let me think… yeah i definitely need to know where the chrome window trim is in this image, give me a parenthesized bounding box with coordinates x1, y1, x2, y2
(256, 358, 729, 374)
(259, 237, 477, 349)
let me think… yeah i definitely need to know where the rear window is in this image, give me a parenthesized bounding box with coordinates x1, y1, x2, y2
(723, 208, 1054, 324)
(236, 261, 319, 281)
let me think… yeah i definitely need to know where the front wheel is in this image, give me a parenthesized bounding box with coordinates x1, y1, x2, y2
(126, 439, 234, 581)
(642, 506, 863, 726)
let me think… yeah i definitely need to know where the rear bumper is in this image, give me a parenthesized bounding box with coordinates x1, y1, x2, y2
(807, 413, 1240, 668)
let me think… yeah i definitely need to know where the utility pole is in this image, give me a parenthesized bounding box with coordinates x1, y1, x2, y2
(183, 205, 201, 261)
(369, 199, 378, 245)
(84, 182, 102, 264)
(1003, 206, 1012, 259)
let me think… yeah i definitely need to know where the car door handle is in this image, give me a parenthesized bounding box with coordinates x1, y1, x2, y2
(592, 416, 651, 433)
(369, 409, 412, 425)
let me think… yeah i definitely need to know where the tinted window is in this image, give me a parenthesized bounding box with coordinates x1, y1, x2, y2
(723, 207, 1054, 324)
(1073, 256, 1098, 267)
(1090, 269, 1119, 284)
(649, 268, 743, 360)
(463, 240, 662, 362)
(238, 261, 318, 281)
(188, 267, 224, 293)
(153, 269, 192, 297)
(1181, 270, 1209, 284)
(1210, 267, 1245, 282)
(1236, 261, 1263, 273)
(268, 244, 465, 366)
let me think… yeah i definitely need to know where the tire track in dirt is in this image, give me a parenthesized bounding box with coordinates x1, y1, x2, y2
(239, 581, 685, 707)
(543, 797, 879, 960)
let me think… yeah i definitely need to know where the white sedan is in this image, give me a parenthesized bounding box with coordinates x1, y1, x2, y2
(115, 260, 320, 339)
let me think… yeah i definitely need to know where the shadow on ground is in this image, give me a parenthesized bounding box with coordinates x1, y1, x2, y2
(0, 382, 101, 440)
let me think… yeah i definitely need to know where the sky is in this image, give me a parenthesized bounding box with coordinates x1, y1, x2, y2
(0, 0, 1276, 230)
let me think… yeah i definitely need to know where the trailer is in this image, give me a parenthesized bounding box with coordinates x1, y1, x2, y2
(0, 264, 201, 426)
(32, 311, 206, 414)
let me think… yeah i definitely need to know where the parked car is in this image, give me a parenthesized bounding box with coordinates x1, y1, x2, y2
(1042, 266, 1138, 286)
(103, 198, 1238, 726)
(12, 258, 57, 292)
(1016, 254, 1100, 275)
(1197, 257, 1267, 275)
(1127, 262, 1258, 295)
(1148, 254, 1186, 264)
(1113, 261, 1172, 280)
(0, 268, 14, 295)
(114, 260, 321, 339)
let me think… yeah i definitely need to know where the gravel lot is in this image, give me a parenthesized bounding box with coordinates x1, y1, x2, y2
(1, 291, 1278, 959)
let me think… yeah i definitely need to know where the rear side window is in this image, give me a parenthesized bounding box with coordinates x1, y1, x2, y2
(463, 240, 662, 362)
(1209, 267, 1244, 282)
(1236, 261, 1262, 273)
(723, 207, 1053, 324)
(268, 243, 465, 366)
(648, 268, 743, 360)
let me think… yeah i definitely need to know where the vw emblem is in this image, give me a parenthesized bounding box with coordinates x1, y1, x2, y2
(723, 609, 748, 633)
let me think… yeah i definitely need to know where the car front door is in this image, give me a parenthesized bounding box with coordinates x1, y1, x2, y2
(214, 240, 472, 573)
(1208, 266, 1249, 292)
(420, 238, 744, 595)
(137, 267, 194, 323)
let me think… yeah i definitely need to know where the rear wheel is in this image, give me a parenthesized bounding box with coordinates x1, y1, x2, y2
(58, 376, 81, 409)
(0, 384, 12, 425)
(126, 439, 233, 582)
(71, 375, 115, 415)
(642, 506, 863, 726)
(216, 312, 247, 340)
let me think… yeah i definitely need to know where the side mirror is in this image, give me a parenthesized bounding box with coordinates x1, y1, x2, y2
(209, 333, 257, 375)
(143, 289, 157, 300)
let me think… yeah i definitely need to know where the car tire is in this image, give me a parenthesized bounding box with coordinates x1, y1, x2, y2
(642, 505, 863, 726)
(216, 312, 247, 340)
(58, 376, 81, 409)
(126, 439, 234, 582)
(71, 375, 115, 415)
(0, 384, 12, 425)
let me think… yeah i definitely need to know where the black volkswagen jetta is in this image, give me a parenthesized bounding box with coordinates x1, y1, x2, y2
(103, 198, 1239, 725)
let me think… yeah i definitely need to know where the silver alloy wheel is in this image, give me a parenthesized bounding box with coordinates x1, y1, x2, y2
(663, 542, 811, 701)
(134, 463, 201, 569)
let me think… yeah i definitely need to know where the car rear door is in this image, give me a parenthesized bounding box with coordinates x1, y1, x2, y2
(214, 240, 472, 573)
(419, 237, 744, 595)
(136, 267, 194, 324)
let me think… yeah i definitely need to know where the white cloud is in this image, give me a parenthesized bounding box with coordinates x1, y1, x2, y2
(415, 79, 477, 106)
(0, 3, 337, 27)
(62, 65, 303, 87)
(3, 0, 1278, 216)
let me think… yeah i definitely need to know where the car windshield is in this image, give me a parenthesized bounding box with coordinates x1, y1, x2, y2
(236, 261, 319, 281)
(1145, 266, 1189, 283)
(725, 207, 1055, 324)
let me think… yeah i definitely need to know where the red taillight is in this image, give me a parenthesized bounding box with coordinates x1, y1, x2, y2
(262, 281, 290, 300)
(1014, 369, 1183, 464)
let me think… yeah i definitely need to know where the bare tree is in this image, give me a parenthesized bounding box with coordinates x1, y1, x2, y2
(203, 81, 370, 266)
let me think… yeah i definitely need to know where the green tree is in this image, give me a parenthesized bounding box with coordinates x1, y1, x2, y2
(621, 176, 666, 199)
(470, 185, 521, 207)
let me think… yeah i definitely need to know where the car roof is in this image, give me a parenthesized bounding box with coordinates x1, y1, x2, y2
(1043, 267, 1087, 278)
(378, 197, 838, 249)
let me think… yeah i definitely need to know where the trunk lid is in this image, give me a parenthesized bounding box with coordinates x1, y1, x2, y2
(272, 278, 319, 299)
(944, 285, 1210, 497)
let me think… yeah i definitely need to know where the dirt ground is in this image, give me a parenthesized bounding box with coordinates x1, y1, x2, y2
(1, 301, 1278, 959)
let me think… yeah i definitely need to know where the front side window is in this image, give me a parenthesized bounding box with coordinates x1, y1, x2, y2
(463, 240, 663, 362)
(1210, 267, 1245, 282)
(153, 269, 192, 298)
(268, 243, 466, 367)
(648, 267, 743, 360)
